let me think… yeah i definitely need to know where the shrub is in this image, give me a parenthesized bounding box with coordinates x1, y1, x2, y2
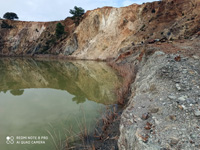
(56, 22, 65, 38)
(151, 9, 156, 13)
(3, 12, 19, 20)
(1, 21, 13, 28)
(70, 6, 85, 25)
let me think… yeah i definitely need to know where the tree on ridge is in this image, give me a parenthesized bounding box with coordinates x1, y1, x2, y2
(3, 12, 19, 20)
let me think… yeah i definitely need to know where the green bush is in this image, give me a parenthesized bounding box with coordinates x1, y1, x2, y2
(3, 12, 19, 20)
(56, 22, 65, 38)
(151, 9, 156, 13)
(1, 21, 13, 28)
(70, 6, 85, 25)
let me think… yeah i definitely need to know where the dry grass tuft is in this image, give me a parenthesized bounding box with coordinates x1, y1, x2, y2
(108, 61, 137, 105)
(94, 106, 119, 141)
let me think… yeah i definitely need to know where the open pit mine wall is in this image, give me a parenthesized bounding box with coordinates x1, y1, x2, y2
(0, 0, 199, 60)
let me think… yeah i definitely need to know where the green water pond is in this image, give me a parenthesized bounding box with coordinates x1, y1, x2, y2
(0, 58, 122, 150)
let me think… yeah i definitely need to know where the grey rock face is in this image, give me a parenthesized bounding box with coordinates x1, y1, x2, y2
(118, 52, 200, 150)
(64, 34, 78, 55)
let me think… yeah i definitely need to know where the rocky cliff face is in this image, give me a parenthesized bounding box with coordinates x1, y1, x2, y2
(0, 0, 199, 60)
(117, 49, 200, 149)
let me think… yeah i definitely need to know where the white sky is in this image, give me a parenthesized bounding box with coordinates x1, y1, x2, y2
(0, 0, 158, 21)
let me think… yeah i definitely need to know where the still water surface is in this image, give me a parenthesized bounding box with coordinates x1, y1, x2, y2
(0, 58, 122, 150)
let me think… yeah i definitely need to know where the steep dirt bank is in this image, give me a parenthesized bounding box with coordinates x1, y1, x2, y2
(0, 0, 200, 60)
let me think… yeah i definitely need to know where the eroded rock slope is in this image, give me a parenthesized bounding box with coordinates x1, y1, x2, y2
(118, 51, 200, 150)
(0, 0, 200, 60)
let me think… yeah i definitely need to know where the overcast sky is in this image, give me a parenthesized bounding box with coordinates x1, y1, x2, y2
(0, 0, 157, 22)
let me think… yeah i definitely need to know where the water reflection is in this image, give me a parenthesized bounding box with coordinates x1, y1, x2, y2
(0, 58, 121, 104)
(10, 89, 24, 96)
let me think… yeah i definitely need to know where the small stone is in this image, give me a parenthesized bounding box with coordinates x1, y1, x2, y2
(129, 119, 134, 124)
(154, 51, 165, 56)
(176, 84, 181, 91)
(178, 105, 183, 110)
(194, 110, 200, 118)
(178, 105, 186, 110)
(154, 118, 160, 125)
(141, 113, 150, 120)
(174, 55, 181, 61)
(181, 128, 186, 131)
(168, 95, 177, 100)
(169, 115, 176, 121)
(186, 98, 196, 104)
(142, 135, 149, 143)
(190, 134, 196, 139)
(150, 107, 159, 113)
(192, 55, 199, 60)
(182, 105, 186, 110)
(170, 137, 179, 146)
(144, 122, 152, 130)
(178, 96, 187, 101)
(182, 69, 187, 74)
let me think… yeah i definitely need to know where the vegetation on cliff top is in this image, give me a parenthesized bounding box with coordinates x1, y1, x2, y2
(3, 12, 18, 20)
(70, 6, 85, 25)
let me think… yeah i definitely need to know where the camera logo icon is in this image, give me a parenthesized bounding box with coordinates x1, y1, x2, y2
(6, 136, 14, 144)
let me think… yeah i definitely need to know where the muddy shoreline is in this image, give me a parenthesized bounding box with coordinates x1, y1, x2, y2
(0, 54, 115, 62)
